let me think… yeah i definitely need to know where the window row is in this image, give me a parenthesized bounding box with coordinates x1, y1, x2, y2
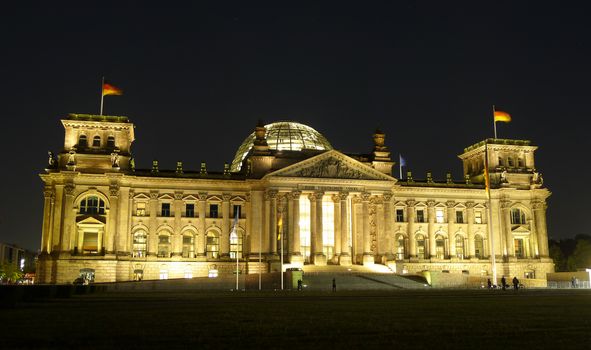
(394, 208, 484, 224)
(78, 135, 116, 148)
(131, 231, 243, 259)
(396, 234, 486, 260)
(135, 203, 242, 218)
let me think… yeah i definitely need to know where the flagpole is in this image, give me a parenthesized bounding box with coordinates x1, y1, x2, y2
(280, 215, 284, 291)
(399, 156, 402, 179)
(100, 77, 105, 116)
(484, 141, 498, 286)
(492, 105, 497, 139)
(259, 218, 262, 291)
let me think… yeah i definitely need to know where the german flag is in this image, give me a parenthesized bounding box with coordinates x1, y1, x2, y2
(102, 82, 123, 96)
(494, 110, 511, 123)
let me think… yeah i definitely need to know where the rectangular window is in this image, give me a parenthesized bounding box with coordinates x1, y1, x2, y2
(435, 209, 445, 223)
(136, 202, 146, 216)
(186, 203, 195, 217)
(416, 210, 425, 223)
(210, 204, 218, 218)
(161, 203, 171, 217)
(515, 238, 525, 258)
(233, 205, 242, 218)
(456, 211, 464, 224)
(82, 232, 98, 253)
(396, 209, 404, 222)
(474, 211, 482, 224)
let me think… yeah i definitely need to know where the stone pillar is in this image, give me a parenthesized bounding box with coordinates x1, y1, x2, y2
(332, 194, 342, 263)
(289, 191, 303, 265)
(148, 191, 159, 256)
(383, 192, 394, 260)
(51, 185, 64, 252)
(244, 193, 251, 257)
(41, 188, 54, 254)
(221, 193, 232, 258)
(533, 201, 549, 257)
(427, 200, 436, 259)
(406, 200, 416, 258)
(117, 188, 131, 255)
(196, 192, 207, 257)
(268, 190, 278, 257)
(277, 195, 287, 259)
(172, 192, 183, 257)
(338, 192, 351, 266)
(106, 184, 120, 255)
(362, 192, 373, 265)
(447, 201, 456, 258)
(501, 200, 514, 259)
(466, 202, 475, 258)
(310, 191, 326, 265)
(60, 183, 76, 255)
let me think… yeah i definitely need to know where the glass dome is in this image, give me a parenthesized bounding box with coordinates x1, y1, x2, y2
(231, 121, 333, 172)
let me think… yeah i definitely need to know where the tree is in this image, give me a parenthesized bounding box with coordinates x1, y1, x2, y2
(572, 239, 591, 270)
(0, 263, 24, 283)
(549, 243, 567, 271)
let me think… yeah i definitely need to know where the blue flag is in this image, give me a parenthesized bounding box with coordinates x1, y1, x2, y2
(399, 154, 406, 167)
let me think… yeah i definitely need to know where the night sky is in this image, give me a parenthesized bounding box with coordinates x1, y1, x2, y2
(2, 2, 590, 250)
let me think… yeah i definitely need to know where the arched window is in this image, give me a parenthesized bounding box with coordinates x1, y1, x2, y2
(92, 136, 101, 147)
(507, 157, 514, 167)
(474, 234, 484, 259)
(435, 235, 446, 259)
(206, 231, 219, 259)
(510, 208, 526, 224)
(80, 196, 106, 215)
(396, 234, 405, 260)
(455, 235, 465, 259)
(158, 234, 171, 257)
(182, 234, 194, 258)
(416, 234, 426, 259)
(132, 231, 147, 257)
(107, 136, 115, 148)
(78, 135, 88, 148)
(230, 230, 243, 259)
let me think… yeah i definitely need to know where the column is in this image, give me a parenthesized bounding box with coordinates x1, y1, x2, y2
(466, 202, 475, 258)
(383, 192, 394, 260)
(172, 192, 184, 257)
(533, 201, 549, 257)
(268, 190, 278, 257)
(501, 200, 514, 259)
(117, 188, 131, 255)
(310, 191, 326, 265)
(289, 191, 303, 264)
(277, 195, 287, 259)
(447, 201, 456, 258)
(41, 188, 54, 254)
(332, 194, 342, 263)
(427, 200, 436, 259)
(244, 193, 251, 257)
(51, 185, 64, 252)
(60, 183, 75, 255)
(362, 192, 373, 265)
(221, 193, 232, 258)
(148, 191, 159, 256)
(106, 185, 120, 255)
(406, 200, 416, 259)
(196, 192, 207, 257)
(339, 192, 351, 266)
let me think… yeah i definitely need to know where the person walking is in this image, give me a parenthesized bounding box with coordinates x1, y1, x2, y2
(512, 276, 519, 290)
(501, 276, 506, 290)
(487, 278, 492, 289)
(297, 279, 302, 291)
(332, 277, 336, 292)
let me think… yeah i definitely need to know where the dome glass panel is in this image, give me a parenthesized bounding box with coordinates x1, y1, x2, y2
(230, 121, 332, 172)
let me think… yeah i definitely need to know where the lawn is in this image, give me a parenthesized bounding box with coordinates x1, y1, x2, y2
(1, 289, 590, 349)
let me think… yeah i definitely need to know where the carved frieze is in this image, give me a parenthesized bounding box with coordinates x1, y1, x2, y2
(280, 155, 381, 180)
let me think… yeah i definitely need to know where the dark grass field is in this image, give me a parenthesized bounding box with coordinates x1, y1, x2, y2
(1, 289, 590, 349)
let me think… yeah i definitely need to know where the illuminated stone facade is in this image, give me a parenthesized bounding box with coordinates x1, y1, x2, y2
(37, 115, 553, 284)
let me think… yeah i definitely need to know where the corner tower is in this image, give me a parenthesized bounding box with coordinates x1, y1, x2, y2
(55, 114, 135, 172)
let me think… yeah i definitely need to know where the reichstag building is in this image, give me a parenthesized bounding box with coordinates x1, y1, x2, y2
(37, 114, 553, 284)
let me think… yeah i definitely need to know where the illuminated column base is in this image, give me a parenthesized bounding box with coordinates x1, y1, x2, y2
(339, 253, 352, 266)
(290, 253, 304, 267)
(363, 253, 375, 266)
(313, 253, 327, 266)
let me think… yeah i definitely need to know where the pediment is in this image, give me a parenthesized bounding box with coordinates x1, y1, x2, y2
(158, 193, 174, 200)
(265, 150, 395, 181)
(76, 216, 106, 225)
(512, 225, 531, 234)
(183, 194, 199, 201)
(133, 193, 150, 200)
